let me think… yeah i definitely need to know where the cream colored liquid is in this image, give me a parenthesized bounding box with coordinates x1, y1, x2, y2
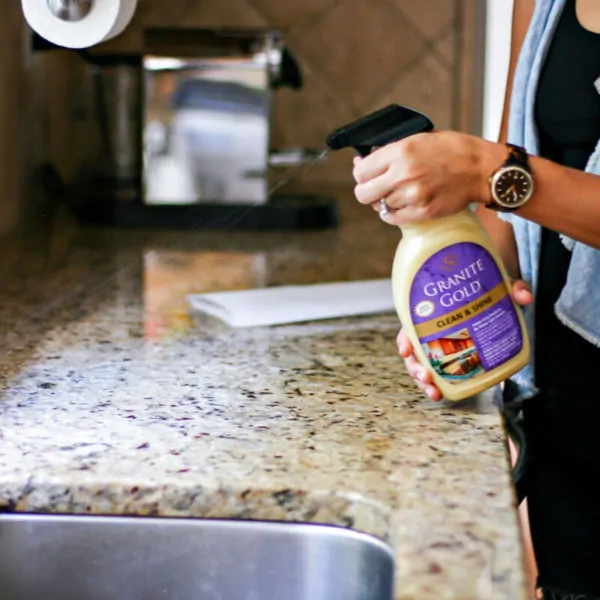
(392, 209, 530, 401)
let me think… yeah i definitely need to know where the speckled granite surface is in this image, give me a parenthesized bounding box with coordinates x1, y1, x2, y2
(0, 195, 526, 599)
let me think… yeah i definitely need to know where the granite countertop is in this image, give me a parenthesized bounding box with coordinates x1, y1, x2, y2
(0, 194, 526, 599)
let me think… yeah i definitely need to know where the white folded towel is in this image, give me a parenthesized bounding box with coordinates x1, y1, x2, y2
(187, 279, 394, 327)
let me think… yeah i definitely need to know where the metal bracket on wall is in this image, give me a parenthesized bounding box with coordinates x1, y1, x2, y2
(47, 0, 94, 22)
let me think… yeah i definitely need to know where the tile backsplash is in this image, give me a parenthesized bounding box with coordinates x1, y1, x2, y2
(0, 2, 86, 237)
(0, 0, 483, 235)
(0, 1, 28, 237)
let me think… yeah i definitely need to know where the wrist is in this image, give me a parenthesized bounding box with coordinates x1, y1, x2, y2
(476, 140, 507, 204)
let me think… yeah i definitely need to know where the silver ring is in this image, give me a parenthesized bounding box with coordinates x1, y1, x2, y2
(379, 199, 391, 219)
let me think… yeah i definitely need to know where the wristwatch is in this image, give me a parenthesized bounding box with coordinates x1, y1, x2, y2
(487, 143, 534, 212)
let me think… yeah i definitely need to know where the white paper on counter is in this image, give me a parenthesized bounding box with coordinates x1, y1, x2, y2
(187, 279, 394, 327)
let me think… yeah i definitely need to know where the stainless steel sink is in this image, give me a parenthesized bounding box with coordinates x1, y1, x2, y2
(0, 514, 394, 600)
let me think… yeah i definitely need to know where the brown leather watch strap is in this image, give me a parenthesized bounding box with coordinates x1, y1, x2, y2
(505, 143, 529, 168)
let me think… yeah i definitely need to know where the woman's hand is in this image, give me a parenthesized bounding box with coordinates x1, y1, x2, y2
(397, 278, 534, 401)
(353, 131, 505, 225)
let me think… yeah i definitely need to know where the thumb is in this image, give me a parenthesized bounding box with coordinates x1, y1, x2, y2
(511, 278, 534, 306)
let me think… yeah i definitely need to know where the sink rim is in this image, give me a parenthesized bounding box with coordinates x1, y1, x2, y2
(0, 510, 396, 600)
(0, 510, 395, 559)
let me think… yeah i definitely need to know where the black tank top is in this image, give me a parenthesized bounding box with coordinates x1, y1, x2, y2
(535, 0, 600, 415)
(530, 2, 600, 593)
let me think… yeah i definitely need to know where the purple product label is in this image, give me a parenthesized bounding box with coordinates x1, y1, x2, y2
(409, 242, 523, 384)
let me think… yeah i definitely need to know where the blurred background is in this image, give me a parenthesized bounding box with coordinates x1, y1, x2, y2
(0, 0, 514, 237)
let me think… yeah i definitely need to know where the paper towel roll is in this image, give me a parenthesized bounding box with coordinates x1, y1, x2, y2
(22, 0, 138, 49)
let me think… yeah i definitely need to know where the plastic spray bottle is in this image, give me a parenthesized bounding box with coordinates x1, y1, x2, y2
(326, 105, 529, 401)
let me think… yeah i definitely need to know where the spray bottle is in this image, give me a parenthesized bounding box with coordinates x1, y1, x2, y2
(326, 105, 529, 401)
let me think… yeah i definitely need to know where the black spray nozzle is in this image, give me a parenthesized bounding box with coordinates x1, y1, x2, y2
(325, 104, 434, 157)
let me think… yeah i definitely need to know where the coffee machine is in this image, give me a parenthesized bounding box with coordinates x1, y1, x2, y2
(34, 29, 338, 230)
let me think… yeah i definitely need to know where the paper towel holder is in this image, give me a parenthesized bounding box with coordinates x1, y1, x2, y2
(32, 27, 340, 231)
(47, 0, 94, 22)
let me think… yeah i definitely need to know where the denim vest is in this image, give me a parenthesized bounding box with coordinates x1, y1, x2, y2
(499, 0, 600, 396)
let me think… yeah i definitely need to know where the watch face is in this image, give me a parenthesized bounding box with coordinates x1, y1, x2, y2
(492, 166, 533, 208)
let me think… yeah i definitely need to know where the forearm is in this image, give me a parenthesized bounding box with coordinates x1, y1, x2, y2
(517, 155, 600, 249)
(477, 143, 600, 250)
